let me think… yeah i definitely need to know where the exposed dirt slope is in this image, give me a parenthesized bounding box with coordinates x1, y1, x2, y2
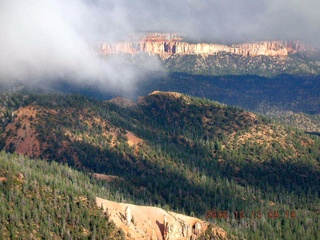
(96, 197, 228, 240)
(4, 106, 41, 157)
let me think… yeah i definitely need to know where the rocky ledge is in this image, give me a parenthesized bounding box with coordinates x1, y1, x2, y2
(98, 33, 304, 57)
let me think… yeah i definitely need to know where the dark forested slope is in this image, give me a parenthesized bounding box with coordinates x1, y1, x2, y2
(0, 151, 124, 239)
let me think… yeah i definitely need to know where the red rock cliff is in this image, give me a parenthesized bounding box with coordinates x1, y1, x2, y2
(98, 33, 304, 57)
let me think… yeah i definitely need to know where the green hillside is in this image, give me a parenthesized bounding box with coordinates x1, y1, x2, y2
(136, 73, 320, 133)
(1, 91, 320, 239)
(161, 51, 320, 77)
(0, 151, 124, 239)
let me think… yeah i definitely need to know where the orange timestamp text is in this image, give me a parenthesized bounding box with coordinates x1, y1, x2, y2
(205, 209, 296, 220)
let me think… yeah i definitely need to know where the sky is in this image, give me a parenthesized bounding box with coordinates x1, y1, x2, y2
(123, 0, 320, 44)
(0, 0, 319, 94)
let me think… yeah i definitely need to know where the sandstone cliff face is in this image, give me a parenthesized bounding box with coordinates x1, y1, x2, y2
(97, 197, 228, 240)
(98, 33, 304, 57)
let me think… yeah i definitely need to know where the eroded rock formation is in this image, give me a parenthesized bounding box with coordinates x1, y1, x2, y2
(98, 33, 304, 57)
(125, 206, 132, 226)
(162, 214, 204, 239)
(194, 222, 202, 236)
(96, 197, 229, 240)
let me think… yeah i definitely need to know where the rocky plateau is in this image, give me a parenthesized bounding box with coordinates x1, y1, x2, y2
(98, 33, 304, 57)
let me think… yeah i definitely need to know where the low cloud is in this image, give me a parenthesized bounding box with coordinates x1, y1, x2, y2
(124, 0, 320, 44)
(0, 0, 163, 95)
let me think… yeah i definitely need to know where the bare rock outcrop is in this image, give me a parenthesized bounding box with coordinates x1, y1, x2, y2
(125, 206, 132, 226)
(162, 214, 204, 240)
(96, 197, 229, 240)
(193, 221, 202, 236)
(98, 33, 304, 57)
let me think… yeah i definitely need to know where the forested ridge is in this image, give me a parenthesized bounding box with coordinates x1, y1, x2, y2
(0, 90, 319, 239)
(136, 73, 320, 133)
(161, 51, 320, 77)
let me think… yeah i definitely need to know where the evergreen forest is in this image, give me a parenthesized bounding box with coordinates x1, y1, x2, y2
(0, 90, 319, 239)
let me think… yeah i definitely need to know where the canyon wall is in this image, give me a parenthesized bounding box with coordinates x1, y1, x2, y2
(98, 33, 304, 57)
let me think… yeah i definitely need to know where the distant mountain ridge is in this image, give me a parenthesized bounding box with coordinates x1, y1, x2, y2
(98, 32, 304, 57)
(97, 32, 320, 76)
